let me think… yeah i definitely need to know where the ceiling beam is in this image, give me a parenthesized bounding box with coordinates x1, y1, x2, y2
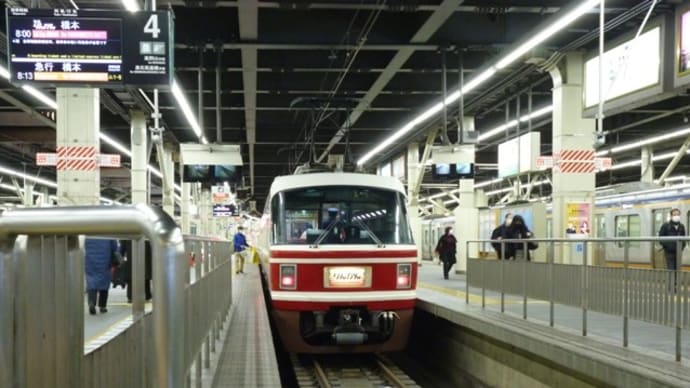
(316, 0, 465, 162)
(176, 42, 441, 51)
(238, 0, 258, 197)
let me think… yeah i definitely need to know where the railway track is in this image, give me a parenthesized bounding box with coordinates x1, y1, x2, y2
(291, 353, 421, 387)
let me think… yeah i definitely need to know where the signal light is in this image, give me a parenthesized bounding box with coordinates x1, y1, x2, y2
(397, 263, 412, 289)
(279, 264, 297, 290)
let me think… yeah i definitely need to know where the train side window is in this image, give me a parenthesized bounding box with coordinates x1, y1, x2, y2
(653, 208, 671, 247)
(615, 214, 640, 248)
(594, 214, 605, 238)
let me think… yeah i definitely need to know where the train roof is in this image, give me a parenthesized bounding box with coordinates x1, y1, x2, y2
(268, 173, 407, 200)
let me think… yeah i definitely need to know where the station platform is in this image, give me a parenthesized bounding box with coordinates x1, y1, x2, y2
(211, 264, 281, 387)
(416, 260, 690, 387)
(81, 263, 280, 386)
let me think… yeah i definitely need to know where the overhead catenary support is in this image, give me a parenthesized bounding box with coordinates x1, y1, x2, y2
(238, 0, 258, 196)
(458, 50, 464, 144)
(316, 0, 464, 162)
(441, 49, 449, 144)
(216, 43, 223, 143)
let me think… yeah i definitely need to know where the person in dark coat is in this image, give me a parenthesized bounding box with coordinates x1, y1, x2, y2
(120, 240, 153, 303)
(658, 208, 686, 289)
(85, 238, 119, 315)
(435, 226, 457, 279)
(491, 213, 512, 259)
(503, 215, 535, 261)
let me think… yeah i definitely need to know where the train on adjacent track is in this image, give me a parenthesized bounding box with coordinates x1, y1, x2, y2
(421, 183, 690, 267)
(256, 171, 417, 353)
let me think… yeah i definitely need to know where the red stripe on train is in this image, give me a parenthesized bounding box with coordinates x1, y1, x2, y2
(270, 262, 417, 291)
(270, 249, 418, 258)
(271, 299, 416, 311)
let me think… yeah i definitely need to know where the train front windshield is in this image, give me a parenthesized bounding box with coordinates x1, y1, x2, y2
(271, 186, 413, 245)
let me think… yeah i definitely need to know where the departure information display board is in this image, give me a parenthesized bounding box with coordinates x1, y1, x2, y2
(5, 8, 173, 86)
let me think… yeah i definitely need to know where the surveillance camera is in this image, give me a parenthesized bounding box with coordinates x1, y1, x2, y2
(593, 133, 606, 148)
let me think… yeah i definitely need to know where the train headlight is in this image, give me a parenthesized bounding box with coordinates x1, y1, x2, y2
(280, 264, 297, 290)
(397, 263, 412, 289)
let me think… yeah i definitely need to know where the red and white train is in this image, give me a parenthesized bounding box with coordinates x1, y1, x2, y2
(257, 172, 417, 353)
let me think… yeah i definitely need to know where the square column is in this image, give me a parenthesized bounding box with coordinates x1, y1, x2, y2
(130, 111, 148, 205)
(406, 143, 422, 263)
(56, 88, 100, 205)
(551, 53, 596, 263)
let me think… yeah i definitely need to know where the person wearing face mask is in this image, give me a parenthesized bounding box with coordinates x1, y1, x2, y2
(659, 208, 686, 286)
(434, 226, 457, 279)
(491, 213, 512, 259)
(504, 214, 536, 261)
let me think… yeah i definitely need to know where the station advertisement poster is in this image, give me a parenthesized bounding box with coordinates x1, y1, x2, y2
(680, 10, 690, 74)
(566, 202, 591, 236)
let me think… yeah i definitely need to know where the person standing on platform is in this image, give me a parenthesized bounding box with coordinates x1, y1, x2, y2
(119, 240, 153, 303)
(233, 226, 250, 274)
(435, 226, 457, 279)
(491, 213, 511, 259)
(85, 238, 119, 315)
(658, 208, 686, 289)
(504, 215, 536, 261)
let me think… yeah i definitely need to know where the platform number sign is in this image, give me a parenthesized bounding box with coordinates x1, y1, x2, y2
(144, 15, 161, 38)
(5, 9, 174, 87)
(120, 10, 174, 86)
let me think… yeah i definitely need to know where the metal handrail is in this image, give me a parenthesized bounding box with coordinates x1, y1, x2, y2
(465, 235, 688, 362)
(0, 204, 186, 388)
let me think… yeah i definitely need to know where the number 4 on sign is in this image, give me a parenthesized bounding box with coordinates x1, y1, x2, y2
(144, 15, 160, 39)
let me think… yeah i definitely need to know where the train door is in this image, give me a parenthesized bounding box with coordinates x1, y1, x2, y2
(593, 213, 606, 266)
(651, 208, 670, 269)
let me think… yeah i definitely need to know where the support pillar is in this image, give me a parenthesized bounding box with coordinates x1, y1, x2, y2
(550, 53, 596, 264)
(130, 111, 148, 204)
(641, 146, 654, 183)
(162, 146, 175, 217)
(56, 88, 100, 205)
(406, 143, 422, 263)
(453, 117, 478, 274)
(200, 189, 211, 236)
(180, 161, 191, 234)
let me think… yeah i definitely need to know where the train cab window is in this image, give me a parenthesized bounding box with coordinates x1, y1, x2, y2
(271, 186, 413, 245)
(615, 214, 641, 248)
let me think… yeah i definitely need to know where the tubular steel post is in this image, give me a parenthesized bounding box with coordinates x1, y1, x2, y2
(500, 240, 505, 313)
(549, 239, 555, 327)
(523, 241, 528, 320)
(676, 240, 682, 362)
(465, 241, 469, 304)
(205, 241, 213, 367)
(623, 240, 630, 348)
(0, 205, 186, 388)
(481, 243, 486, 308)
(582, 240, 588, 337)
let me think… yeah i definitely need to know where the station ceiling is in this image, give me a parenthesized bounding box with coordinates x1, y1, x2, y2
(0, 0, 685, 211)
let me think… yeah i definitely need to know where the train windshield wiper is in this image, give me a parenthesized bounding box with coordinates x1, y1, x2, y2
(352, 218, 384, 247)
(313, 221, 338, 246)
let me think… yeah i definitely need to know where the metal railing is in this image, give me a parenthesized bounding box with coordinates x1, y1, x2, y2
(466, 237, 690, 362)
(0, 205, 233, 388)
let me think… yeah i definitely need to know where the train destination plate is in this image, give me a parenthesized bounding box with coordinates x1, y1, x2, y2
(324, 266, 372, 288)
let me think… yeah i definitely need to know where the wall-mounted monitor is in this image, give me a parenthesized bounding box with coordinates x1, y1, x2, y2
(183, 164, 211, 182)
(454, 163, 475, 178)
(432, 164, 452, 179)
(213, 164, 242, 183)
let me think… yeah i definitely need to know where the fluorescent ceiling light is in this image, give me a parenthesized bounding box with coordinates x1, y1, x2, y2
(21, 85, 58, 109)
(0, 64, 9, 79)
(100, 133, 132, 156)
(496, 0, 601, 69)
(358, 2, 598, 167)
(478, 105, 552, 142)
(122, 0, 140, 12)
(0, 165, 58, 188)
(597, 127, 690, 156)
(171, 79, 203, 139)
(462, 67, 496, 94)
